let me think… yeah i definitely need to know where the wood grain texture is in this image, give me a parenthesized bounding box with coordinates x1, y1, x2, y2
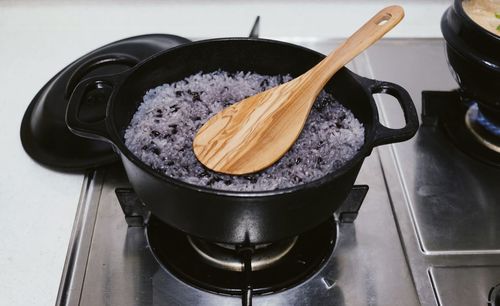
(193, 6, 404, 175)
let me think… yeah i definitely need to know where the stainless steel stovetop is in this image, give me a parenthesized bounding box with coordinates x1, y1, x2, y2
(56, 39, 500, 306)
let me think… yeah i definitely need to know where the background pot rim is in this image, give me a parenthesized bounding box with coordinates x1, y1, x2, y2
(441, 7, 500, 72)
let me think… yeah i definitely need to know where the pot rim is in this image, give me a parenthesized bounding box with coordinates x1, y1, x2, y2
(106, 38, 380, 198)
(441, 6, 500, 71)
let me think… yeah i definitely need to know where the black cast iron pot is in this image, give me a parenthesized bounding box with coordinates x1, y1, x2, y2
(441, 0, 500, 124)
(66, 38, 418, 244)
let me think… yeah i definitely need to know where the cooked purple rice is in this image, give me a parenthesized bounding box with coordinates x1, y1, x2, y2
(124, 70, 364, 191)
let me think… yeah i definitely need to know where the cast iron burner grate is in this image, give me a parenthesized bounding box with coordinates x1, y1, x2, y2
(422, 90, 500, 167)
(115, 185, 368, 306)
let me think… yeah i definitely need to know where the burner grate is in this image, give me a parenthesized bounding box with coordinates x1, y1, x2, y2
(115, 184, 368, 306)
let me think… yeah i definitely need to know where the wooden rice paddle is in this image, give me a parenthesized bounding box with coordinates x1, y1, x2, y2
(193, 6, 404, 175)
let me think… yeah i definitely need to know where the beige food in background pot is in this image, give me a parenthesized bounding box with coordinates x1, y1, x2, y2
(462, 0, 500, 35)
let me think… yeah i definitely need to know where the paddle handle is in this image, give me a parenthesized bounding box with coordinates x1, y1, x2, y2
(305, 6, 404, 89)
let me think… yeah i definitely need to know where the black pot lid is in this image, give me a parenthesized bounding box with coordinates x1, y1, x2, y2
(20, 34, 191, 171)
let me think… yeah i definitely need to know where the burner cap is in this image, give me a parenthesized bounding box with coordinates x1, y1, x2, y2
(20, 34, 191, 171)
(187, 236, 298, 272)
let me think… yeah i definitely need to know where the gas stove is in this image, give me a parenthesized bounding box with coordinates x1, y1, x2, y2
(55, 39, 500, 306)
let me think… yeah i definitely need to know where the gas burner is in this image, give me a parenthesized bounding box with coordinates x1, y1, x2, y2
(422, 90, 500, 166)
(146, 216, 336, 296)
(465, 103, 500, 153)
(112, 184, 366, 305)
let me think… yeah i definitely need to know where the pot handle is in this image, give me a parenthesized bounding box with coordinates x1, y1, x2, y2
(64, 53, 139, 99)
(65, 73, 124, 143)
(368, 79, 419, 146)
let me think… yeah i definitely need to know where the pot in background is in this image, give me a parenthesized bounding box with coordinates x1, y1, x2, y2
(441, 0, 500, 124)
(66, 38, 418, 244)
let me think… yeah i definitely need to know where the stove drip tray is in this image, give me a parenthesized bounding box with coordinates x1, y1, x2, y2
(146, 216, 336, 296)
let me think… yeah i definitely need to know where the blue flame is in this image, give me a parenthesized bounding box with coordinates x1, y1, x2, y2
(472, 103, 500, 137)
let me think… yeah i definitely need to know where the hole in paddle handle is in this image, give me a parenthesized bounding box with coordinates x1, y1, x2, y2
(375, 13, 392, 25)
